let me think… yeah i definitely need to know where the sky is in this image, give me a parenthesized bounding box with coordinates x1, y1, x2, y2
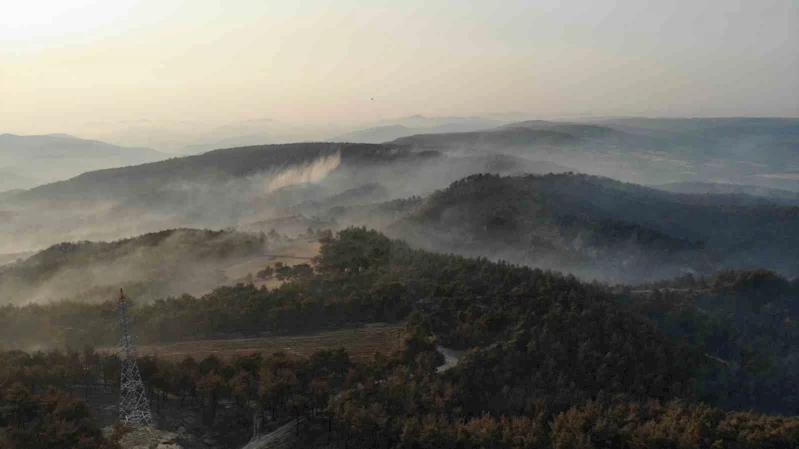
(2, 0, 798, 136)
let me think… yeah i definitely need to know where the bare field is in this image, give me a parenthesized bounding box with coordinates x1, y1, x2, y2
(117, 325, 405, 362)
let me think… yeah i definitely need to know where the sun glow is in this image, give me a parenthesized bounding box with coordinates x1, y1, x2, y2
(1, 0, 138, 44)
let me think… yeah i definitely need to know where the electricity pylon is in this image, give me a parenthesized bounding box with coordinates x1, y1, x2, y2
(117, 288, 154, 428)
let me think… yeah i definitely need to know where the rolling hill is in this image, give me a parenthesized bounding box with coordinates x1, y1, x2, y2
(391, 127, 582, 150)
(15, 142, 431, 202)
(329, 125, 419, 143)
(0, 133, 164, 190)
(388, 118, 799, 190)
(499, 120, 632, 139)
(0, 228, 266, 305)
(592, 117, 799, 141)
(0, 140, 578, 254)
(0, 143, 443, 253)
(4, 121, 797, 281)
(656, 181, 799, 205)
(329, 120, 502, 144)
(5, 227, 799, 427)
(0, 171, 36, 192)
(388, 173, 799, 282)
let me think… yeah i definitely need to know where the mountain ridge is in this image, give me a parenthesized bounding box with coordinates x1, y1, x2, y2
(388, 173, 799, 281)
(0, 133, 165, 190)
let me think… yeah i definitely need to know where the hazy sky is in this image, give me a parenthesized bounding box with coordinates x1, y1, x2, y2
(2, 0, 798, 135)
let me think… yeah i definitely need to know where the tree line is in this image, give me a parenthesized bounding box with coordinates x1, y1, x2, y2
(3, 321, 798, 448)
(1, 227, 799, 445)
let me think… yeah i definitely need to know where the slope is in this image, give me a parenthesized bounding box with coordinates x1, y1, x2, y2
(4, 228, 799, 420)
(656, 181, 799, 205)
(329, 120, 502, 144)
(0, 228, 266, 305)
(389, 173, 799, 282)
(17, 142, 426, 202)
(390, 127, 582, 150)
(389, 117, 799, 190)
(0, 133, 164, 189)
(624, 269, 799, 415)
(2, 139, 580, 254)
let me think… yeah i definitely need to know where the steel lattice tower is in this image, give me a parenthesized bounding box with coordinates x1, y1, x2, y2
(117, 289, 154, 428)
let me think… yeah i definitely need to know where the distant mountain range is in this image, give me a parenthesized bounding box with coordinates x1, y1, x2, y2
(67, 115, 507, 154)
(0, 171, 35, 193)
(385, 118, 799, 190)
(391, 126, 583, 149)
(15, 142, 431, 202)
(329, 125, 424, 144)
(329, 116, 506, 143)
(0, 138, 577, 254)
(0, 143, 443, 252)
(3, 117, 797, 273)
(177, 135, 273, 156)
(9, 168, 799, 289)
(64, 118, 333, 154)
(0, 133, 164, 190)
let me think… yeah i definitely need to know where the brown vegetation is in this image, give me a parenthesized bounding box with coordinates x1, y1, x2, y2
(104, 325, 403, 362)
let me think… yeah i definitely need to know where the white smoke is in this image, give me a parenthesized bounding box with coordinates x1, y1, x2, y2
(266, 151, 342, 192)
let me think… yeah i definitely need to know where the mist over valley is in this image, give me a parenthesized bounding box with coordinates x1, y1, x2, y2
(3, 1, 799, 446)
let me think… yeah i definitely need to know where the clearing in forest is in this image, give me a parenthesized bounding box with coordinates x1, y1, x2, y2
(116, 325, 405, 362)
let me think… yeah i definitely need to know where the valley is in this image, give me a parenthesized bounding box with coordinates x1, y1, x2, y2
(4, 3, 798, 446)
(1, 118, 799, 449)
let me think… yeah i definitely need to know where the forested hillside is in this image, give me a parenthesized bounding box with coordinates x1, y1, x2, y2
(390, 118, 799, 190)
(17, 143, 433, 202)
(391, 127, 582, 150)
(0, 228, 265, 305)
(2, 228, 799, 448)
(390, 173, 799, 282)
(2, 228, 797, 423)
(0, 141, 573, 256)
(625, 269, 799, 415)
(657, 181, 799, 205)
(4, 340, 799, 448)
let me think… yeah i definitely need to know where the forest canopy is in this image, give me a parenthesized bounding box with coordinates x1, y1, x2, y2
(1, 228, 798, 420)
